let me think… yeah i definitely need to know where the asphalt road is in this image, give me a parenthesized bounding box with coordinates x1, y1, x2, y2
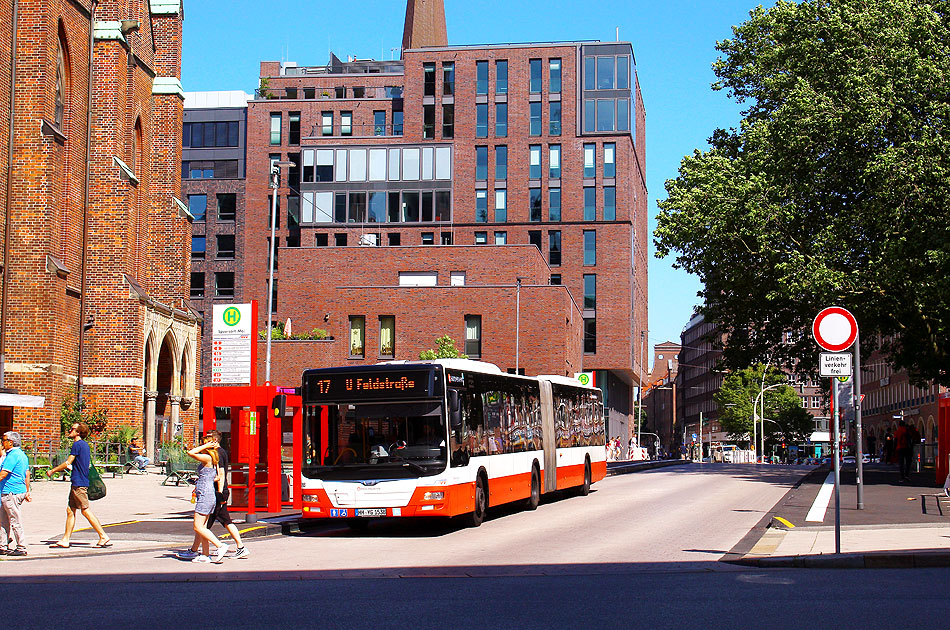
(5, 464, 949, 626)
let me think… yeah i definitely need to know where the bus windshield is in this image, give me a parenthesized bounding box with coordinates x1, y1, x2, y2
(302, 400, 447, 481)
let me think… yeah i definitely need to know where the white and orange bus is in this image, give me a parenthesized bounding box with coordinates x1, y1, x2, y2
(299, 359, 606, 527)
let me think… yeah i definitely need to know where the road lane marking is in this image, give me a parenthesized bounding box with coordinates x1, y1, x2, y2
(773, 517, 795, 528)
(805, 471, 835, 522)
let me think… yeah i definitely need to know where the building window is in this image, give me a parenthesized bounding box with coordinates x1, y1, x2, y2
(465, 315, 482, 357)
(584, 187, 596, 221)
(442, 103, 454, 138)
(495, 103, 507, 137)
(374, 110, 386, 136)
(529, 145, 541, 179)
(604, 186, 616, 221)
(476, 61, 489, 94)
(529, 59, 542, 93)
(475, 231, 488, 244)
(341, 111, 352, 136)
(399, 271, 438, 286)
(270, 113, 281, 145)
(379, 316, 395, 358)
(190, 272, 204, 299)
(549, 101, 561, 136)
(549, 231, 561, 265)
(476, 103, 488, 138)
(321, 112, 333, 136)
(549, 58, 561, 94)
(422, 232, 434, 245)
(475, 191, 488, 222)
(584, 144, 596, 178)
(393, 110, 404, 136)
(495, 145, 508, 181)
(217, 194, 236, 221)
(475, 146, 488, 181)
(214, 272, 234, 297)
(387, 232, 401, 246)
(549, 145, 561, 178)
(441, 231, 452, 245)
(810, 396, 821, 409)
(529, 230, 542, 252)
(191, 236, 206, 258)
(188, 195, 207, 221)
(550, 274, 561, 285)
(349, 316, 365, 358)
(494, 231, 507, 245)
(423, 104, 435, 139)
(451, 272, 466, 286)
(549, 188, 561, 221)
(584, 318, 596, 354)
(494, 189, 507, 222)
(55, 44, 66, 129)
(529, 102, 542, 136)
(288, 111, 300, 145)
(216, 235, 235, 259)
(315, 233, 329, 246)
(423, 62, 436, 97)
(184, 121, 240, 148)
(583, 274, 596, 310)
(529, 188, 542, 222)
(597, 99, 615, 132)
(436, 191, 451, 222)
(335, 233, 348, 246)
(584, 99, 596, 133)
(443, 62, 455, 95)
(583, 230, 597, 265)
(496, 60, 508, 94)
(604, 143, 616, 178)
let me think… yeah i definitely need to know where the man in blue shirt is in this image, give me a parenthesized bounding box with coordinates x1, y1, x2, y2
(0, 431, 32, 556)
(47, 422, 111, 548)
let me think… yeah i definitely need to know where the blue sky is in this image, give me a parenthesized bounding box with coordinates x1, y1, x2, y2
(182, 0, 762, 365)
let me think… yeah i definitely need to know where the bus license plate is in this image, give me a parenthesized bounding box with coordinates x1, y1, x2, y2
(356, 508, 387, 517)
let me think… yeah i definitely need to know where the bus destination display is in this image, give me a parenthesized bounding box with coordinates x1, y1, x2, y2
(304, 370, 434, 402)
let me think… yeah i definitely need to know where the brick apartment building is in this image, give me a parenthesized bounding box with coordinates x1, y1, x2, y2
(641, 340, 680, 454)
(0, 1, 199, 456)
(186, 0, 648, 438)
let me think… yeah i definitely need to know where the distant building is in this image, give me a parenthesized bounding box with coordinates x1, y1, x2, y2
(0, 1, 197, 455)
(641, 340, 680, 455)
(187, 0, 650, 436)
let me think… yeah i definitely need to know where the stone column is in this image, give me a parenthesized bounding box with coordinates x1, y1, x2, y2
(144, 391, 158, 459)
(169, 395, 182, 441)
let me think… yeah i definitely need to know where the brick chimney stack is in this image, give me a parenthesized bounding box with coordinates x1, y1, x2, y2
(402, 0, 448, 53)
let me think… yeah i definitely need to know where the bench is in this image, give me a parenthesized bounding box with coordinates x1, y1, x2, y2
(29, 464, 50, 481)
(162, 457, 197, 486)
(96, 462, 124, 478)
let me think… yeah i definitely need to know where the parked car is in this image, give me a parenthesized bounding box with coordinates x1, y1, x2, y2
(843, 455, 856, 465)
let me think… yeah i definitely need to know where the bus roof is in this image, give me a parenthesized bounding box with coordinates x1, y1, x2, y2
(538, 374, 598, 390)
(378, 358, 505, 375)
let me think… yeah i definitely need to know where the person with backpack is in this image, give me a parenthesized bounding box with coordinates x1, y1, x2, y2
(47, 422, 111, 548)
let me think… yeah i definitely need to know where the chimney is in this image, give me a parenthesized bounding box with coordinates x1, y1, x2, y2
(402, 0, 448, 53)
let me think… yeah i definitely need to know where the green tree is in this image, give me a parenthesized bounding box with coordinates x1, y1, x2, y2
(714, 364, 804, 446)
(419, 335, 468, 360)
(60, 396, 108, 442)
(655, 0, 950, 385)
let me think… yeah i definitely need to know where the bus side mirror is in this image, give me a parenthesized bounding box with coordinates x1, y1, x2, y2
(448, 389, 462, 429)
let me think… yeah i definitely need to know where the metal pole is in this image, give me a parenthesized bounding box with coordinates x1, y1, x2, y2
(854, 331, 864, 509)
(637, 330, 646, 446)
(264, 167, 279, 385)
(515, 278, 521, 373)
(699, 410, 703, 462)
(833, 377, 841, 554)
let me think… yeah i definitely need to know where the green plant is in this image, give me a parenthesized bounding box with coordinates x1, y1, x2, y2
(258, 322, 330, 340)
(102, 424, 140, 447)
(258, 76, 274, 99)
(419, 335, 468, 360)
(60, 396, 107, 446)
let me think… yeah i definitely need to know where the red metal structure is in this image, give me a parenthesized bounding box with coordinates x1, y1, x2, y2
(938, 394, 949, 485)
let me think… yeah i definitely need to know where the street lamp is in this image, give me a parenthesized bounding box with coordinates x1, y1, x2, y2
(755, 382, 784, 462)
(265, 160, 295, 386)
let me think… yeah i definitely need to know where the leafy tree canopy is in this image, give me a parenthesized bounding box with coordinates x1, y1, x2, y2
(714, 364, 811, 445)
(419, 335, 468, 360)
(655, 0, 950, 385)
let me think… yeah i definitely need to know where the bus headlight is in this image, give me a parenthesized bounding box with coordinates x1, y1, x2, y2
(422, 491, 444, 501)
(303, 494, 321, 503)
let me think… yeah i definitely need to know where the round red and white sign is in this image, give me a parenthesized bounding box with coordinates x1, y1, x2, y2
(812, 307, 858, 352)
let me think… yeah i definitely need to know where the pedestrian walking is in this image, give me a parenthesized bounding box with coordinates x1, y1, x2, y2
(894, 420, 913, 482)
(184, 440, 230, 563)
(178, 431, 249, 561)
(47, 422, 111, 548)
(0, 432, 31, 556)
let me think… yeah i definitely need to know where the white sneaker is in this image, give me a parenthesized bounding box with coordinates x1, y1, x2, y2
(191, 555, 211, 563)
(232, 546, 250, 559)
(177, 550, 199, 560)
(213, 544, 230, 563)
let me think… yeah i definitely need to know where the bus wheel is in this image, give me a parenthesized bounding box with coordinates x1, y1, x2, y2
(465, 475, 487, 527)
(525, 466, 541, 511)
(578, 459, 591, 496)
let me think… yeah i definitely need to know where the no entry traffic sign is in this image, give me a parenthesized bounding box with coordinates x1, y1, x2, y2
(813, 307, 858, 352)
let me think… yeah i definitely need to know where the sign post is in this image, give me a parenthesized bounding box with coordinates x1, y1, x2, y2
(211, 303, 253, 385)
(813, 306, 864, 523)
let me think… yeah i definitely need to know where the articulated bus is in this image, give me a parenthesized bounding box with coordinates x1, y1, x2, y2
(299, 359, 606, 527)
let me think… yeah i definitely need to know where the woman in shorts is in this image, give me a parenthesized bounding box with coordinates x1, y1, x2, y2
(186, 441, 230, 563)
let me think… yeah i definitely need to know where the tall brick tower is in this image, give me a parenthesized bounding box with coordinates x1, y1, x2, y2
(0, 1, 199, 456)
(402, 0, 448, 51)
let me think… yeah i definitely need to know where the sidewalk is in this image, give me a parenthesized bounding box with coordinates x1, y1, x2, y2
(734, 463, 950, 568)
(0, 468, 289, 561)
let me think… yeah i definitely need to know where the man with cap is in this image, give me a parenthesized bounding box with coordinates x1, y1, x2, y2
(0, 431, 32, 556)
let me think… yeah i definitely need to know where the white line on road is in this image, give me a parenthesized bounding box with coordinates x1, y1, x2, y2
(805, 471, 835, 522)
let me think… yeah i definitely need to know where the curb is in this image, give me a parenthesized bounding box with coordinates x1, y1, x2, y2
(606, 460, 686, 476)
(730, 550, 950, 569)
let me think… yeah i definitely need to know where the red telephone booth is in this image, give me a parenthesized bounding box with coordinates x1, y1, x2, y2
(938, 394, 950, 485)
